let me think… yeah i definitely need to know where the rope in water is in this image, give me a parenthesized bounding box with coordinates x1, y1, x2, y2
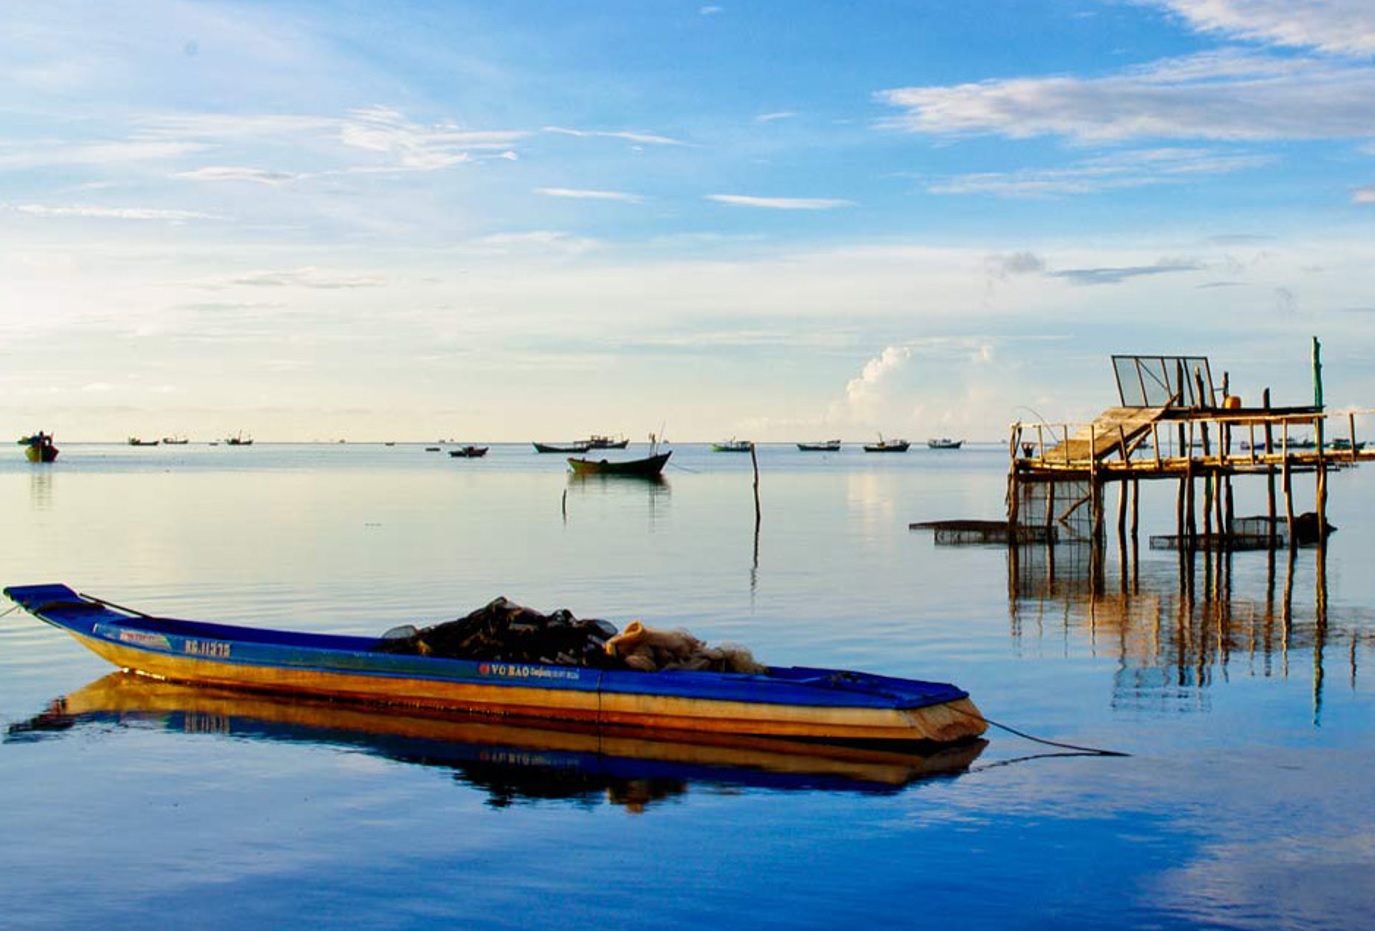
(953, 703, 1130, 757)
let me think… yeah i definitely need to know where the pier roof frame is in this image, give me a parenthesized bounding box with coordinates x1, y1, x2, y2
(1112, 355, 1214, 409)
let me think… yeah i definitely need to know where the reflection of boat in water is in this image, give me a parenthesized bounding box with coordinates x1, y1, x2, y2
(7, 673, 986, 807)
(18, 431, 58, 463)
(797, 439, 841, 451)
(567, 450, 672, 477)
(4, 584, 986, 746)
(448, 446, 489, 458)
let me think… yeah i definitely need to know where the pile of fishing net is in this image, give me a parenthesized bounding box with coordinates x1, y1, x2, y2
(375, 596, 766, 674)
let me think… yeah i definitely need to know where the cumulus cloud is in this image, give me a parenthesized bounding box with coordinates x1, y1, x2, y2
(536, 187, 644, 203)
(844, 346, 912, 416)
(707, 194, 854, 210)
(877, 51, 1375, 142)
(1152, 0, 1375, 56)
(986, 251, 1047, 279)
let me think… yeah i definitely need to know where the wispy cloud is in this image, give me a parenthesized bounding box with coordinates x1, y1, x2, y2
(221, 267, 388, 289)
(1048, 260, 1204, 285)
(1151, 0, 1375, 56)
(877, 51, 1375, 142)
(0, 140, 210, 171)
(707, 194, 854, 210)
(930, 147, 1275, 197)
(543, 126, 689, 147)
(14, 204, 219, 221)
(755, 112, 797, 123)
(536, 187, 644, 203)
(1354, 185, 1375, 204)
(175, 166, 299, 185)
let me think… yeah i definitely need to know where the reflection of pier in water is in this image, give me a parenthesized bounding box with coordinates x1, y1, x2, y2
(1008, 538, 1373, 721)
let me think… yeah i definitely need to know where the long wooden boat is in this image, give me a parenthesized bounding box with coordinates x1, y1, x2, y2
(927, 438, 963, 450)
(12, 673, 987, 799)
(448, 445, 489, 458)
(567, 450, 672, 477)
(533, 441, 592, 453)
(798, 439, 842, 451)
(18, 432, 58, 462)
(585, 434, 630, 449)
(712, 439, 754, 452)
(3, 584, 987, 746)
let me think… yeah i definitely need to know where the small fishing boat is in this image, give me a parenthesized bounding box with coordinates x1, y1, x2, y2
(3, 584, 986, 746)
(864, 436, 911, 453)
(127, 437, 160, 447)
(567, 450, 672, 477)
(797, 439, 842, 452)
(161, 436, 190, 445)
(18, 432, 58, 463)
(533, 441, 592, 453)
(712, 438, 754, 452)
(225, 433, 253, 446)
(927, 438, 963, 450)
(585, 434, 629, 449)
(448, 446, 489, 458)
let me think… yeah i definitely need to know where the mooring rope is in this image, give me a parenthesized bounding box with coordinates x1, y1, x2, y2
(953, 703, 1130, 757)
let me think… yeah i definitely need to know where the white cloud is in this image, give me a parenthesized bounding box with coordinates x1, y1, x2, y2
(219, 267, 388, 289)
(1354, 185, 1375, 203)
(14, 204, 219, 221)
(877, 50, 1375, 142)
(175, 166, 298, 185)
(706, 194, 854, 210)
(543, 126, 689, 147)
(535, 187, 644, 203)
(1153, 0, 1375, 56)
(844, 346, 912, 416)
(755, 112, 797, 123)
(931, 148, 1276, 197)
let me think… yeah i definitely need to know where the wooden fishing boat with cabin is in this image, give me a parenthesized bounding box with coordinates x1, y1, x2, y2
(3, 584, 987, 746)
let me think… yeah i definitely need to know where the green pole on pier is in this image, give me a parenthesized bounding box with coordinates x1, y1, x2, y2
(1312, 336, 1324, 411)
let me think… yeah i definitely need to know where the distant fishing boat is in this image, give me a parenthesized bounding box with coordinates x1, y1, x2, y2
(585, 434, 629, 449)
(161, 436, 189, 445)
(864, 436, 911, 453)
(926, 438, 963, 450)
(225, 433, 253, 446)
(18, 431, 58, 463)
(127, 437, 160, 447)
(797, 439, 842, 451)
(568, 450, 671, 477)
(533, 441, 592, 454)
(448, 446, 489, 458)
(712, 438, 754, 452)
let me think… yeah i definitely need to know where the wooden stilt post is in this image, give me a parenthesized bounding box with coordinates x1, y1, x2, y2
(1264, 389, 1277, 548)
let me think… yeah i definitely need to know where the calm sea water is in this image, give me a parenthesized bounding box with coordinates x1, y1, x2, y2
(2, 441, 1373, 930)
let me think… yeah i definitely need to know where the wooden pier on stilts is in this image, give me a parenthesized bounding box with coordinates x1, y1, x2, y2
(1005, 346, 1374, 552)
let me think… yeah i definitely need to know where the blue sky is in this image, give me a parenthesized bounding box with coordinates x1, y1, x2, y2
(4, 0, 1375, 442)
